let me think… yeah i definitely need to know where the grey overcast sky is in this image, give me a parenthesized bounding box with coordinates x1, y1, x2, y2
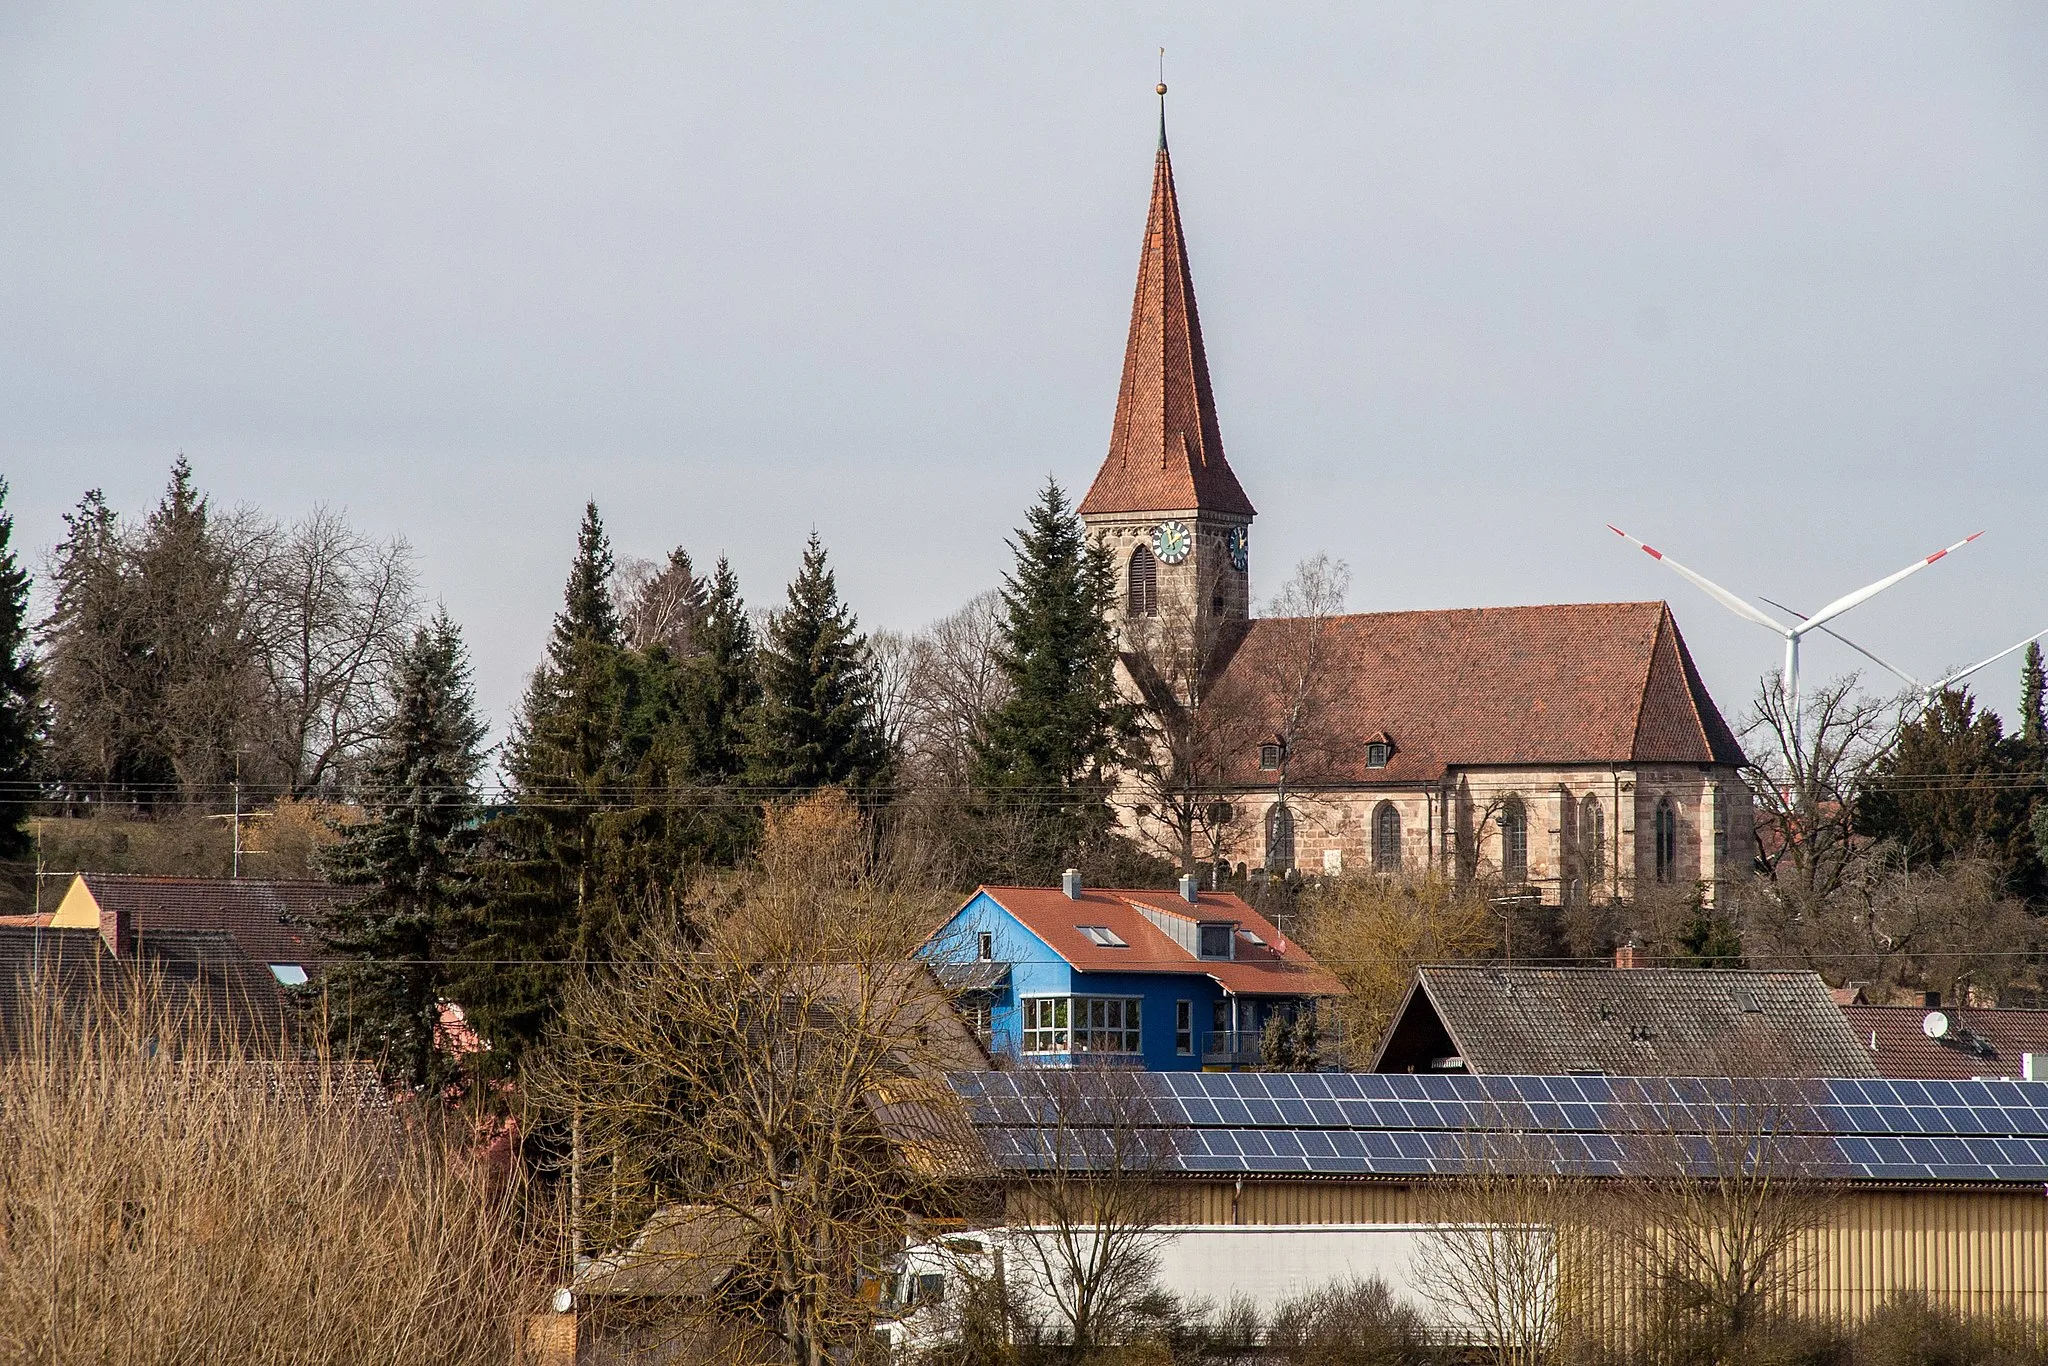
(4, 3, 2046, 740)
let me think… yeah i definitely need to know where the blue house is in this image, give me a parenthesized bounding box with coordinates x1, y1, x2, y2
(918, 872, 1345, 1071)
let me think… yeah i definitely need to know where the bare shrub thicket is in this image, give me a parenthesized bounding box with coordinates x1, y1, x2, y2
(1297, 875, 1499, 1065)
(0, 973, 544, 1365)
(1592, 1076, 1840, 1366)
(540, 789, 978, 1366)
(1419, 1131, 1575, 1366)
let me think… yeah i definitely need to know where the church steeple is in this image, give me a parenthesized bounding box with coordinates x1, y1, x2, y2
(1077, 105, 1256, 521)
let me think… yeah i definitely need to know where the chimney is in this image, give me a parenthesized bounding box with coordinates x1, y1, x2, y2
(1924, 990, 1942, 1010)
(1178, 873, 1199, 904)
(1061, 869, 1082, 900)
(98, 904, 132, 958)
(1614, 943, 1643, 970)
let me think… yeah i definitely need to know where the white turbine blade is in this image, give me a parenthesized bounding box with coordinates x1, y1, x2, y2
(1933, 626, 2048, 691)
(1798, 532, 1984, 635)
(1607, 525, 1788, 635)
(1758, 596, 1926, 690)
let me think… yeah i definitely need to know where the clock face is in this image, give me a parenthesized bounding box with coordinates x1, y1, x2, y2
(1151, 520, 1194, 565)
(1225, 524, 1249, 572)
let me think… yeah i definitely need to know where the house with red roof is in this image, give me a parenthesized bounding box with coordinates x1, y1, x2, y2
(918, 872, 1344, 1071)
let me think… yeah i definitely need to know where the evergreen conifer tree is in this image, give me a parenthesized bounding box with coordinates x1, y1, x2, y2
(323, 611, 485, 1089)
(0, 479, 43, 864)
(972, 479, 1130, 875)
(2021, 642, 2045, 754)
(459, 502, 629, 1073)
(689, 557, 760, 782)
(745, 534, 889, 795)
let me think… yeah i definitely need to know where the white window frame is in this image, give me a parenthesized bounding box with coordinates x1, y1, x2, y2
(976, 931, 994, 962)
(1022, 995, 1142, 1055)
(1074, 996, 1142, 1055)
(1021, 996, 1069, 1053)
(1175, 999, 1194, 1056)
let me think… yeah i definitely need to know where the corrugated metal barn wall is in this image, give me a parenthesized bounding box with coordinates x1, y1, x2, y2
(1009, 1182, 2048, 1339)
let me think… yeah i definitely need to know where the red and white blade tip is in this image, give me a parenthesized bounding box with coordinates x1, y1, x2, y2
(1607, 525, 1662, 559)
(1925, 532, 1985, 565)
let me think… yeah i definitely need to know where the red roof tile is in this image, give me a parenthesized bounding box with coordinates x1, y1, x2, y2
(971, 885, 1344, 998)
(1206, 601, 1746, 785)
(1842, 1004, 2048, 1080)
(1077, 129, 1255, 520)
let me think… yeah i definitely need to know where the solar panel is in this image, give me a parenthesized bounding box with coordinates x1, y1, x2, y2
(949, 1069, 2048, 1184)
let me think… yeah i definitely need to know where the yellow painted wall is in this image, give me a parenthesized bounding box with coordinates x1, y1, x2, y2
(49, 874, 100, 929)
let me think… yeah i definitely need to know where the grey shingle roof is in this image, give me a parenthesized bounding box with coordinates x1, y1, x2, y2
(1375, 965, 1878, 1078)
(0, 925, 288, 1050)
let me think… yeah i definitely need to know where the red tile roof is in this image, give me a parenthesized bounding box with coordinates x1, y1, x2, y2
(1842, 1004, 2048, 1080)
(970, 885, 1343, 998)
(1077, 128, 1255, 520)
(77, 874, 360, 970)
(1204, 600, 1745, 785)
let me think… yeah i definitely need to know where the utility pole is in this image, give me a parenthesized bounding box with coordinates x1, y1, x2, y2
(231, 750, 242, 881)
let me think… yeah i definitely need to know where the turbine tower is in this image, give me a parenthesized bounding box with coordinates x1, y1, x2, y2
(1755, 597, 2048, 713)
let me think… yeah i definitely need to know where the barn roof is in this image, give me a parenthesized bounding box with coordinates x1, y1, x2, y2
(1374, 965, 1876, 1078)
(64, 873, 358, 970)
(1843, 1004, 2048, 1081)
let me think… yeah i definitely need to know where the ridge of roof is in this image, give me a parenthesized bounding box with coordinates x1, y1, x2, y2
(1078, 127, 1255, 520)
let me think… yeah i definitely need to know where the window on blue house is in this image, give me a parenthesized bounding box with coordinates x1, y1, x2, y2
(1021, 997, 1069, 1052)
(1197, 923, 1235, 959)
(1176, 1000, 1193, 1055)
(1075, 997, 1142, 1054)
(976, 931, 993, 961)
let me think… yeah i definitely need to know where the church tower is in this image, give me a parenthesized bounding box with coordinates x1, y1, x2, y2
(1078, 96, 1256, 650)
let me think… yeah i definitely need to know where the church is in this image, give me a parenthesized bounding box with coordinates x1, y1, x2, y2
(1077, 104, 1755, 909)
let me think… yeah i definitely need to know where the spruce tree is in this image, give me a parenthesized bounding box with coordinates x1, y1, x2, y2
(460, 502, 628, 1073)
(688, 557, 760, 782)
(972, 479, 1130, 876)
(746, 533, 889, 795)
(323, 611, 485, 1089)
(0, 479, 43, 864)
(2022, 642, 2045, 754)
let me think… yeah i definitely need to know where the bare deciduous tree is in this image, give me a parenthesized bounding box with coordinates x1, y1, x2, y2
(1420, 1127, 1574, 1366)
(613, 546, 708, 657)
(249, 505, 418, 796)
(542, 791, 974, 1366)
(1597, 1074, 1839, 1363)
(882, 591, 1009, 792)
(999, 1067, 1183, 1357)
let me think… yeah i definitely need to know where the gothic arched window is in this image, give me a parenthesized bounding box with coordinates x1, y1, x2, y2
(1372, 802, 1402, 873)
(1581, 795, 1604, 886)
(1128, 545, 1158, 618)
(1499, 799, 1527, 886)
(1265, 803, 1296, 873)
(1655, 798, 1679, 884)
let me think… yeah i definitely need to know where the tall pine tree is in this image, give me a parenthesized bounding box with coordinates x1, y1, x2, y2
(2022, 641, 2045, 754)
(323, 611, 486, 1089)
(460, 502, 629, 1073)
(746, 533, 889, 796)
(0, 479, 43, 865)
(972, 479, 1130, 877)
(688, 557, 760, 783)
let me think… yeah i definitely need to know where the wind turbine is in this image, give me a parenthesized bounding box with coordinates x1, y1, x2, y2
(1754, 597, 2048, 712)
(1606, 525, 1983, 747)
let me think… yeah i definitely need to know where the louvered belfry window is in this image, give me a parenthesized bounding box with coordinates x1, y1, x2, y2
(1128, 545, 1159, 618)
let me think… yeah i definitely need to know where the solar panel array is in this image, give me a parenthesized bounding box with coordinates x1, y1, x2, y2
(950, 1071, 2048, 1185)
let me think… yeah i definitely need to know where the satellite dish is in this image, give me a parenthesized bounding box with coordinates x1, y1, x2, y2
(551, 1287, 574, 1315)
(1923, 1011, 1952, 1039)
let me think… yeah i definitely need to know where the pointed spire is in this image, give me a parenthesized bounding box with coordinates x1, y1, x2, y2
(1078, 105, 1256, 521)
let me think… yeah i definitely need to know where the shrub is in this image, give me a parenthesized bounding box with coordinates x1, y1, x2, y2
(0, 973, 547, 1364)
(1264, 1278, 1436, 1365)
